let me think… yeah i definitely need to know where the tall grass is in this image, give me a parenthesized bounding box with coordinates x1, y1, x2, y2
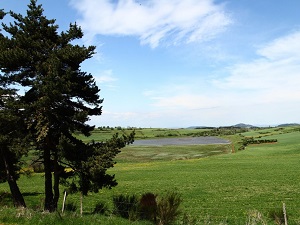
(0, 206, 152, 225)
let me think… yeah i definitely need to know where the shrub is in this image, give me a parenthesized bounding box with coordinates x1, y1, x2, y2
(92, 201, 108, 215)
(64, 202, 77, 212)
(139, 192, 157, 222)
(113, 194, 139, 220)
(31, 162, 44, 173)
(156, 191, 182, 225)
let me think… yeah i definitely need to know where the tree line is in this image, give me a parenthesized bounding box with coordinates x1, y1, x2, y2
(0, 0, 134, 212)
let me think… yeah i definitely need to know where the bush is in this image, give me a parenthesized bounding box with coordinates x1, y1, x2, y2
(92, 202, 108, 215)
(64, 202, 77, 212)
(31, 162, 44, 173)
(112, 191, 182, 224)
(139, 192, 157, 222)
(113, 194, 139, 220)
(156, 191, 182, 225)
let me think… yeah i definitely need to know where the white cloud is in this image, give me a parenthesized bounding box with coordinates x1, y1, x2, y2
(215, 31, 300, 95)
(140, 31, 300, 126)
(257, 32, 300, 60)
(70, 0, 232, 48)
(96, 70, 117, 83)
(94, 70, 118, 91)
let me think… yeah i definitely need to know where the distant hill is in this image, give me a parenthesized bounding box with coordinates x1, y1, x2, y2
(231, 123, 256, 128)
(277, 123, 300, 127)
(187, 123, 256, 129)
(219, 123, 256, 128)
(187, 126, 215, 129)
(186, 123, 300, 129)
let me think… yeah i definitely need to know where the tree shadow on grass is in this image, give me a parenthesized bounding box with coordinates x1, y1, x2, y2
(0, 191, 44, 207)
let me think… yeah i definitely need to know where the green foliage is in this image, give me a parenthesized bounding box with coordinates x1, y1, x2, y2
(0, 9, 5, 20)
(242, 137, 277, 146)
(0, 89, 27, 181)
(92, 201, 109, 215)
(60, 131, 135, 196)
(31, 162, 44, 173)
(0, 0, 136, 211)
(113, 194, 140, 220)
(112, 191, 182, 224)
(0, 87, 29, 207)
(140, 192, 157, 222)
(156, 192, 182, 225)
(64, 202, 77, 212)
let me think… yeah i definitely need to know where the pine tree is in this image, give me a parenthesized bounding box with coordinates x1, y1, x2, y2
(0, 8, 28, 209)
(0, 0, 113, 211)
(0, 88, 28, 208)
(58, 132, 134, 213)
(59, 132, 135, 196)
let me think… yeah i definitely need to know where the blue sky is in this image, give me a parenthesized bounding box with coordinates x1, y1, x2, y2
(2, 0, 300, 128)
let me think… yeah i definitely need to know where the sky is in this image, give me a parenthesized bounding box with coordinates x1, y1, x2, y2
(2, 0, 300, 128)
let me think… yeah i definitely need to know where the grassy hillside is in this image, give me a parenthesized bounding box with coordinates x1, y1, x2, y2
(103, 127, 300, 224)
(1, 126, 300, 224)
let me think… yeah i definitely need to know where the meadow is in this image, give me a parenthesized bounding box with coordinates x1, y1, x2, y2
(1, 126, 300, 224)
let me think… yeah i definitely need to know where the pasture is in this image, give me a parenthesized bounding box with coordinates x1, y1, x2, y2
(1, 126, 300, 224)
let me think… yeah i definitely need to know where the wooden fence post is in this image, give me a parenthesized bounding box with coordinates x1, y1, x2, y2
(283, 202, 288, 225)
(61, 190, 67, 213)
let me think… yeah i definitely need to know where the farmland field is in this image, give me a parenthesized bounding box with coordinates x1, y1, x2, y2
(1, 126, 300, 224)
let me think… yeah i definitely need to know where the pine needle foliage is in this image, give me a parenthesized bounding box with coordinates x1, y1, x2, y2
(0, 0, 134, 212)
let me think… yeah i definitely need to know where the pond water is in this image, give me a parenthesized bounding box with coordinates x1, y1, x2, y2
(132, 136, 230, 146)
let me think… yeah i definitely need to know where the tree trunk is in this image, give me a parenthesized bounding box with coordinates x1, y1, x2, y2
(53, 151, 60, 209)
(44, 145, 55, 212)
(1, 149, 26, 208)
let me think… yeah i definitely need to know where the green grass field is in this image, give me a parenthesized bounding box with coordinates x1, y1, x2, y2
(1, 126, 300, 224)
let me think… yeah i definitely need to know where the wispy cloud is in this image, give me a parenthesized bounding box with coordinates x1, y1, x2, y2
(70, 0, 232, 48)
(95, 70, 118, 90)
(215, 31, 300, 94)
(257, 31, 300, 60)
(96, 70, 117, 83)
(144, 31, 300, 119)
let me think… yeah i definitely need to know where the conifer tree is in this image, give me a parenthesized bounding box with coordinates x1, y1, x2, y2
(0, 88, 28, 208)
(0, 0, 132, 212)
(58, 132, 134, 213)
(0, 7, 28, 209)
